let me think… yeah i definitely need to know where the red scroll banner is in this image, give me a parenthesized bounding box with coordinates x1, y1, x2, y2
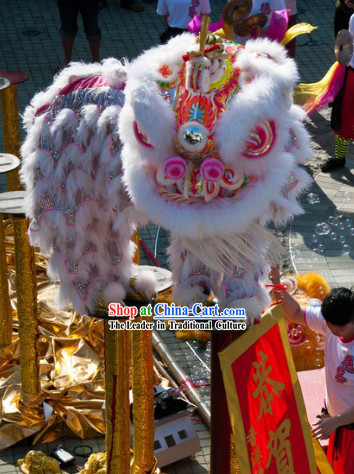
(219, 305, 320, 474)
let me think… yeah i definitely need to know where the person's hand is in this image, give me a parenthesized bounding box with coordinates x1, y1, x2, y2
(251, 24, 264, 37)
(268, 265, 281, 285)
(344, 0, 354, 9)
(312, 416, 340, 440)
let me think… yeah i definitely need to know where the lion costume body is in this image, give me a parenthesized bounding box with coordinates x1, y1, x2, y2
(21, 33, 312, 323)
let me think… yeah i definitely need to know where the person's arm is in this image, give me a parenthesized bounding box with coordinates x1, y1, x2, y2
(200, 0, 211, 15)
(313, 406, 354, 439)
(268, 265, 306, 326)
(344, 0, 354, 10)
(156, 0, 169, 23)
(274, 0, 286, 10)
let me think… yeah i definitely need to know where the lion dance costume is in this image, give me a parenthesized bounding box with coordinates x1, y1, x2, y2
(21, 23, 312, 324)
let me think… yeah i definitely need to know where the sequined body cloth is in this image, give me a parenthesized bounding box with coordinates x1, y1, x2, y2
(22, 73, 136, 314)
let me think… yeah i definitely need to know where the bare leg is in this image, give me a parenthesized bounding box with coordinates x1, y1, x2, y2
(89, 38, 100, 63)
(62, 36, 75, 65)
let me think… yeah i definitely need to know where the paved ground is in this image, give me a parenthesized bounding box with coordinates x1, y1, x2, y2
(0, 0, 353, 473)
(290, 157, 354, 288)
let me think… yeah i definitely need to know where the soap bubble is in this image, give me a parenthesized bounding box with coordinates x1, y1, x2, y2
(329, 231, 338, 241)
(345, 218, 352, 228)
(311, 234, 320, 244)
(310, 241, 319, 251)
(322, 224, 331, 235)
(342, 244, 351, 255)
(315, 223, 331, 235)
(314, 224, 325, 235)
(328, 216, 339, 226)
(339, 235, 346, 244)
(350, 228, 354, 237)
(314, 359, 322, 368)
(317, 244, 325, 254)
(307, 193, 320, 204)
(338, 222, 345, 230)
(334, 208, 343, 218)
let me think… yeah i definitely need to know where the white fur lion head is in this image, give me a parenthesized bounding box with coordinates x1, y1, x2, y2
(120, 33, 311, 241)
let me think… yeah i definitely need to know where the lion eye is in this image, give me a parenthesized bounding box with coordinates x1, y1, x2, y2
(133, 121, 153, 148)
(241, 120, 276, 159)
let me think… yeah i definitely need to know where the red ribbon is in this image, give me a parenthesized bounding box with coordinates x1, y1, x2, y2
(179, 378, 210, 390)
(179, 377, 196, 390)
(265, 284, 287, 293)
(183, 44, 222, 62)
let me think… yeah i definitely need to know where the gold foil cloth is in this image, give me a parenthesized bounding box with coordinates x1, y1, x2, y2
(18, 450, 63, 474)
(0, 267, 107, 449)
(79, 452, 160, 474)
(104, 320, 131, 473)
(131, 316, 155, 474)
(0, 219, 167, 451)
(79, 452, 107, 473)
(0, 217, 104, 448)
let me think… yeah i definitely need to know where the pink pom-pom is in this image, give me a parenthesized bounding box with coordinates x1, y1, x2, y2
(163, 156, 187, 180)
(200, 158, 225, 182)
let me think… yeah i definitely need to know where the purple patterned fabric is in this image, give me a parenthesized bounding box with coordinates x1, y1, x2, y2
(187, 14, 224, 34)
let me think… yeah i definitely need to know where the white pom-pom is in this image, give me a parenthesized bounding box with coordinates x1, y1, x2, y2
(103, 281, 126, 304)
(172, 284, 205, 307)
(133, 268, 157, 298)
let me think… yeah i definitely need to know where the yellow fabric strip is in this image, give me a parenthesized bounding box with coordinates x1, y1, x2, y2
(312, 437, 334, 474)
(215, 21, 316, 44)
(281, 23, 318, 46)
(294, 62, 339, 111)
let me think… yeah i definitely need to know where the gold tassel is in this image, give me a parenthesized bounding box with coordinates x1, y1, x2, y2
(104, 320, 131, 473)
(131, 315, 156, 473)
(230, 436, 240, 473)
(0, 84, 22, 191)
(13, 216, 41, 399)
(132, 230, 140, 265)
(0, 215, 12, 347)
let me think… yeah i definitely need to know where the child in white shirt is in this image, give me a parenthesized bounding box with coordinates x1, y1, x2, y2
(157, 0, 211, 44)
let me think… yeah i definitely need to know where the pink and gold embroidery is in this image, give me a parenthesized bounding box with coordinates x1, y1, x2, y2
(242, 120, 276, 159)
(133, 121, 153, 148)
(158, 65, 172, 78)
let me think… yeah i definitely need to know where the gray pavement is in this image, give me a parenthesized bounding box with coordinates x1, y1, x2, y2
(290, 158, 354, 288)
(0, 0, 353, 473)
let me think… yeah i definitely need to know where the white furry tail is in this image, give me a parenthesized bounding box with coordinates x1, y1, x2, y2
(20, 59, 147, 314)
